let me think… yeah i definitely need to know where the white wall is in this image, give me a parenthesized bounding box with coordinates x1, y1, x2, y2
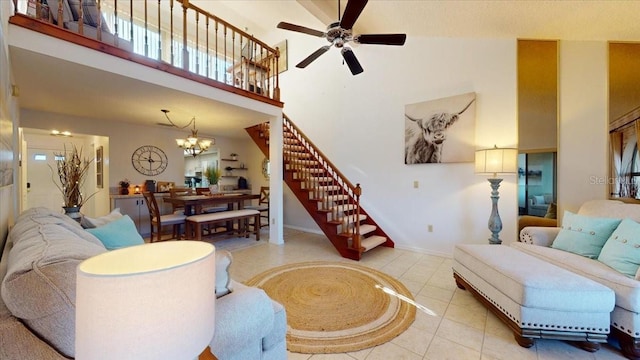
(558, 41, 608, 216)
(274, 33, 518, 256)
(0, 0, 18, 255)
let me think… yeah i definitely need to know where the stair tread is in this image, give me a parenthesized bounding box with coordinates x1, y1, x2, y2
(317, 185, 340, 190)
(361, 236, 387, 251)
(332, 204, 357, 212)
(309, 176, 333, 182)
(324, 194, 349, 201)
(359, 224, 376, 235)
(342, 214, 367, 224)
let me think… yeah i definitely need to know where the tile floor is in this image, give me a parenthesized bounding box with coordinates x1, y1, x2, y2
(224, 228, 627, 360)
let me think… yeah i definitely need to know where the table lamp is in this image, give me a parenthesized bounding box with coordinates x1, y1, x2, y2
(475, 145, 517, 244)
(76, 241, 216, 360)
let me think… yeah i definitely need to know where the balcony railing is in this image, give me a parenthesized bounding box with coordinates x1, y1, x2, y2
(10, 0, 281, 105)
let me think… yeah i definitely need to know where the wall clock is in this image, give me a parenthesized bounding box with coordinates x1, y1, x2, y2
(131, 145, 168, 176)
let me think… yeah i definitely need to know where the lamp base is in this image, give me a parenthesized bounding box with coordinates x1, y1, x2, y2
(487, 178, 503, 245)
(199, 347, 218, 360)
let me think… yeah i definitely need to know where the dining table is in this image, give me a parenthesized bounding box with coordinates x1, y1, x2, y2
(163, 193, 260, 216)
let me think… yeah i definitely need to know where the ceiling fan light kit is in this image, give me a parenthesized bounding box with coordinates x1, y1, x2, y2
(277, 0, 406, 75)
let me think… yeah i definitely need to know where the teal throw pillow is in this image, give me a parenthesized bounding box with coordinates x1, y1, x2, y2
(551, 211, 621, 259)
(598, 218, 640, 278)
(86, 215, 144, 250)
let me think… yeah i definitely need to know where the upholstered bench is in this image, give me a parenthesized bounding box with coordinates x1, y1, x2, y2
(452, 244, 615, 352)
(186, 209, 260, 241)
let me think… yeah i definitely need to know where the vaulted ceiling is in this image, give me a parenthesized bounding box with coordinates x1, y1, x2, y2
(11, 0, 640, 139)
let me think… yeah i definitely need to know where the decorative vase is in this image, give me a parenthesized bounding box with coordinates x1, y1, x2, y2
(120, 187, 129, 195)
(209, 184, 219, 194)
(63, 206, 82, 222)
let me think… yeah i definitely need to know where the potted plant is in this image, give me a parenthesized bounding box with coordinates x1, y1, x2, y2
(230, 153, 238, 161)
(119, 179, 130, 195)
(204, 165, 221, 193)
(49, 144, 97, 220)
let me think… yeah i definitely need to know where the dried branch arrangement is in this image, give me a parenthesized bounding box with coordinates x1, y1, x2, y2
(49, 144, 96, 208)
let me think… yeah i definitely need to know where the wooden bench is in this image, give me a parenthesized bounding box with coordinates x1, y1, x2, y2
(185, 209, 260, 241)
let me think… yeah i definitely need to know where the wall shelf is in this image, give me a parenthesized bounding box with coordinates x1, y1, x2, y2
(221, 158, 238, 162)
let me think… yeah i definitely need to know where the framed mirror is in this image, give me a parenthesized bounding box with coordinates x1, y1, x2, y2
(262, 157, 270, 180)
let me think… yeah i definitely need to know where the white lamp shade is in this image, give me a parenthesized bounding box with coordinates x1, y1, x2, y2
(76, 241, 216, 360)
(475, 147, 518, 175)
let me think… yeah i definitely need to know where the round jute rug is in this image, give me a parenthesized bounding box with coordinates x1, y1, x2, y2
(244, 261, 416, 354)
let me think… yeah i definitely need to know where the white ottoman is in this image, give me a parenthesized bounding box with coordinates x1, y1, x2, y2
(452, 244, 615, 352)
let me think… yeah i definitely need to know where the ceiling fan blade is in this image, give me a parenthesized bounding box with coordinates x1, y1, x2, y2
(340, 0, 368, 30)
(355, 34, 407, 46)
(296, 46, 331, 68)
(341, 47, 364, 75)
(277, 22, 325, 38)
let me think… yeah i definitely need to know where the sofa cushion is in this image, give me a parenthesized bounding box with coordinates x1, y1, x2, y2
(46, 0, 74, 24)
(80, 207, 122, 228)
(578, 199, 640, 223)
(0, 314, 67, 360)
(66, 0, 110, 30)
(551, 211, 621, 259)
(1, 207, 106, 357)
(544, 202, 557, 219)
(210, 281, 276, 360)
(454, 244, 613, 313)
(86, 215, 144, 250)
(598, 218, 640, 278)
(64, 21, 134, 52)
(262, 300, 286, 350)
(512, 242, 640, 313)
(215, 250, 233, 298)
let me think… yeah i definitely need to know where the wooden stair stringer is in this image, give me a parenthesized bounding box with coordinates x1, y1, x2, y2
(284, 169, 362, 260)
(245, 121, 395, 260)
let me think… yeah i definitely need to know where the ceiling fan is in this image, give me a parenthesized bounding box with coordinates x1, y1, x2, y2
(277, 0, 406, 75)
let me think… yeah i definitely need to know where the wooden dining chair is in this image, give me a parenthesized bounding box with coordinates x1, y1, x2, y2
(244, 186, 269, 229)
(142, 191, 187, 242)
(195, 187, 228, 213)
(169, 187, 194, 213)
(195, 187, 211, 195)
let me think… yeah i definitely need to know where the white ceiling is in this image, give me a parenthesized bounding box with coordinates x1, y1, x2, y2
(10, 0, 640, 139)
(215, 0, 640, 41)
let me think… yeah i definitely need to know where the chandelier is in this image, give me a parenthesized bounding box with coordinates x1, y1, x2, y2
(162, 109, 214, 157)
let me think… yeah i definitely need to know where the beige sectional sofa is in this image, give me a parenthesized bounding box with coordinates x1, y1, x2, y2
(0, 207, 286, 359)
(519, 199, 640, 359)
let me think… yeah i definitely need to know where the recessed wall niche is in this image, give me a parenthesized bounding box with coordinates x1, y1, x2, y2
(517, 40, 558, 216)
(608, 42, 640, 199)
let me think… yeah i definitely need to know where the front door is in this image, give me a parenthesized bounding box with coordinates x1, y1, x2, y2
(26, 147, 64, 211)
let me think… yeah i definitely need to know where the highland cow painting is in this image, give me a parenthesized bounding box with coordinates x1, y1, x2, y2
(405, 92, 476, 164)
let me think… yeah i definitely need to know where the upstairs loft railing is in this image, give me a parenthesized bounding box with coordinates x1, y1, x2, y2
(10, 0, 281, 105)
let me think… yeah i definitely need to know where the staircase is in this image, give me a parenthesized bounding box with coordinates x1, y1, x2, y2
(246, 115, 394, 260)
